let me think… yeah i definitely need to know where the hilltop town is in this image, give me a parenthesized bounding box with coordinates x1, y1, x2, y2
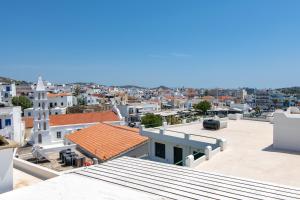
(1, 76, 300, 199)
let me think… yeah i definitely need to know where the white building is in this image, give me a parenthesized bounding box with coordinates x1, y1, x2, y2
(48, 93, 74, 109)
(230, 103, 251, 113)
(140, 122, 226, 167)
(26, 104, 121, 145)
(32, 76, 51, 145)
(24, 92, 75, 117)
(23, 108, 34, 118)
(49, 107, 66, 115)
(81, 93, 100, 105)
(0, 138, 17, 194)
(273, 107, 300, 152)
(117, 102, 161, 123)
(0, 106, 25, 145)
(0, 83, 16, 104)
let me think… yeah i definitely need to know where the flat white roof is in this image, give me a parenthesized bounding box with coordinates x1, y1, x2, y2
(13, 168, 42, 190)
(145, 120, 300, 187)
(2, 157, 300, 200)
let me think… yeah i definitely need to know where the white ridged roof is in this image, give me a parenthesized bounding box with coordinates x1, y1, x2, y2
(1, 157, 300, 200)
(73, 157, 300, 200)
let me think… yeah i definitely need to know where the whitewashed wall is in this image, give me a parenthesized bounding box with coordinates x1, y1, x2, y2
(0, 148, 14, 194)
(273, 112, 300, 152)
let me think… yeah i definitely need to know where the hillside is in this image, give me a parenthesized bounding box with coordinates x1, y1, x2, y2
(0, 76, 30, 85)
(277, 87, 300, 95)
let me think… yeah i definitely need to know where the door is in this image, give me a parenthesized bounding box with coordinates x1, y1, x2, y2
(173, 147, 183, 166)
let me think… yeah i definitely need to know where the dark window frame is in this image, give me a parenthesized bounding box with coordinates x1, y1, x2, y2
(155, 142, 165, 159)
(57, 131, 62, 139)
(5, 119, 11, 126)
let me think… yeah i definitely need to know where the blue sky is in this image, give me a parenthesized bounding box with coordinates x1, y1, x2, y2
(1, 0, 300, 88)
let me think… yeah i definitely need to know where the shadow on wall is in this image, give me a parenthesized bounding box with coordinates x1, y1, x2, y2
(262, 145, 300, 156)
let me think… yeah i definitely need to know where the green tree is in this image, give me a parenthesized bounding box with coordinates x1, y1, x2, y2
(193, 101, 212, 115)
(12, 96, 33, 111)
(73, 85, 81, 97)
(77, 97, 86, 106)
(166, 115, 181, 125)
(141, 113, 163, 128)
(272, 99, 278, 108)
(254, 106, 261, 114)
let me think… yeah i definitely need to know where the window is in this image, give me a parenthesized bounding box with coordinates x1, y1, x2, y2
(5, 119, 11, 126)
(6, 86, 10, 92)
(57, 132, 62, 139)
(44, 122, 47, 130)
(61, 102, 64, 106)
(28, 112, 31, 117)
(38, 134, 42, 143)
(155, 142, 165, 159)
(129, 108, 134, 114)
(54, 102, 57, 106)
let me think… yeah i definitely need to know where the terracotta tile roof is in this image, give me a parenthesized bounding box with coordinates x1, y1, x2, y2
(65, 123, 148, 161)
(23, 111, 120, 128)
(202, 96, 215, 101)
(218, 95, 232, 101)
(91, 93, 105, 98)
(47, 93, 72, 98)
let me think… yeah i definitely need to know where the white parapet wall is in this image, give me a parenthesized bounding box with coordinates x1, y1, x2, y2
(228, 114, 243, 120)
(273, 111, 300, 152)
(0, 148, 14, 194)
(13, 157, 60, 180)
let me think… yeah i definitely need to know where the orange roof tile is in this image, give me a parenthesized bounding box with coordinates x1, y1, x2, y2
(65, 123, 148, 161)
(23, 111, 120, 128)
(202, 96, 215, 101)
(47, 93, 72, 98)
(91, 94, 104, 98)
(218, 96, 232, 101)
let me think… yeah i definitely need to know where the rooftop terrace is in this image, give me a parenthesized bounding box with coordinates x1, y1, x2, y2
(143, 119, 300, 187)
(188, 120, 300, 187)
(13, 168, 42, 190)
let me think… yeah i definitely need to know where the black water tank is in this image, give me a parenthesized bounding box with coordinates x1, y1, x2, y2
(59, 150, 67, 160)
(203, 119, 220, 130)
(65, 156, 72, 166)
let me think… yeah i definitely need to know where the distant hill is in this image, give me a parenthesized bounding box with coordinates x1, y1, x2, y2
(0, 76, 30, 85)
(277, 87, 300, 95)
(151, 85, 171, 90)
(117, 85, 147, 89)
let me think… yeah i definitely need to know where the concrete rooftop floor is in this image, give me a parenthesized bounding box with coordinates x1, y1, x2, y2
(13, 168, 42, 190)
(173, 120, 300, 187)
